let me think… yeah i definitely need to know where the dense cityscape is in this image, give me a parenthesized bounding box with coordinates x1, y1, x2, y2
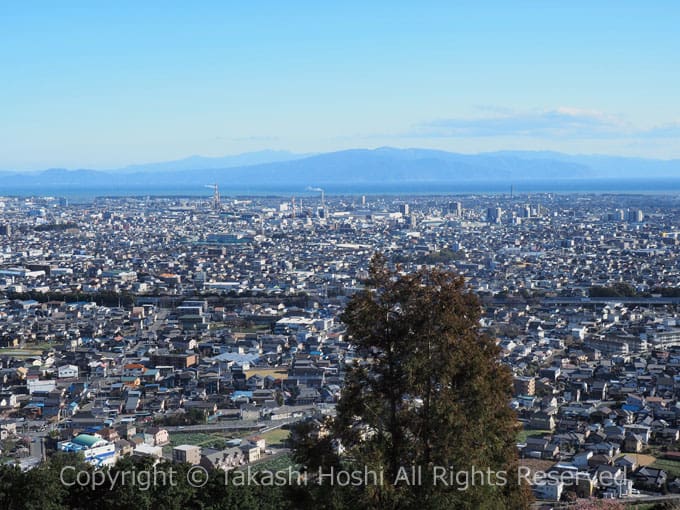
(2, 191, 680, 506)
(3, 1, 678, 508)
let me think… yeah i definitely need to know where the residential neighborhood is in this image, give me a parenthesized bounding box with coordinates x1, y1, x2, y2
(3, 191, 680, 504)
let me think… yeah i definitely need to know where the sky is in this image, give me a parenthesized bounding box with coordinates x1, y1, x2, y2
(2, 1, 679, 170)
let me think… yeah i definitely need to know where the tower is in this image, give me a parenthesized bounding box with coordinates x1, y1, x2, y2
(205, 184, 220, 211)
(212, 183, 220, 211)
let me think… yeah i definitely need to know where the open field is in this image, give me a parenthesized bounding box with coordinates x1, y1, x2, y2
(258, 428, 290, 447)
(651, 458, 680, 478)
(620, 453, 656, 467)
(516, 428, 550, 444)
(248, 453, 296, 473)
(169, 432, 234, 449)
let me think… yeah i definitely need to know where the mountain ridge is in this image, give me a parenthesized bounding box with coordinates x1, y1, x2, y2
(1, 148, 679, 191)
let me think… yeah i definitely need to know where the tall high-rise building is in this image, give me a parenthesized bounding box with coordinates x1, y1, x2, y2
(486, 207, 502, 224)
(399, 204, 409, 216)
(0, 223, 11, 237)
(628, 209, 644, 223)
(448, 201, 462, 216)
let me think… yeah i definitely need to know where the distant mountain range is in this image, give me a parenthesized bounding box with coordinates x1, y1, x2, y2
(115, 150, 311, 174)
(1, 148, 679, 192)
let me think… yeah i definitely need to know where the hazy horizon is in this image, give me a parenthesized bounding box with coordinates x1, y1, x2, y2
(3, 146, 680, 174)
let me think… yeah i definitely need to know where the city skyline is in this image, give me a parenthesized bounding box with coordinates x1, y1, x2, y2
(2, 1, 679, 170)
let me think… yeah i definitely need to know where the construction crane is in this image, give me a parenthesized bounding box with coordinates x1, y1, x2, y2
(204, 184, 220, 211)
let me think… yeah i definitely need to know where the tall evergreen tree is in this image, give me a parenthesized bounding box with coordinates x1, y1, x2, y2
(294, 254, 532, 509)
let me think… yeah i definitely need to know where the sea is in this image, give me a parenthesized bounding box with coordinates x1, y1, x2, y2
(3, 178, 680, 201)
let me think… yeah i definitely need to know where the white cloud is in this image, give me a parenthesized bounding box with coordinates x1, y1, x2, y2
(413, 107, 630, 139)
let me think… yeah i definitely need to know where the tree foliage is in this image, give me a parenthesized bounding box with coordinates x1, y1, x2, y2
(588, 283, 638, 298)
(416, 248, 466, 265)
(292, 254, 532, 509)
(0, 453, 291, 510)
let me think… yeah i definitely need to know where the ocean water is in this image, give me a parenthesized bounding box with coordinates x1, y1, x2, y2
(3, 178, 680, 200)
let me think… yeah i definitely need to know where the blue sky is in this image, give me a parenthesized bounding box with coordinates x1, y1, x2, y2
(2, 1, 679, 169)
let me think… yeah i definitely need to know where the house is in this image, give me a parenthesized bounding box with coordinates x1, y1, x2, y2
(239, 441, 261, 463)
(173, 445, 201, 465)
(615, 454, 638, 472)
(143, 427, 169, 446)
(588, 454, 613, 468)
(572, 450, 593, 469)
(57, 364, 79, 379)
(121, 376, 141, 388)
(586, 441, 619, 458)
(183, 400, 217, 418)
(294, 386, 320, 405)
(114, 438, 134, 456)
(200, 447, 245, 471)
(623, 433, 644, 453)
(635, 467, 667, 491)
(245, 435, 266, 454)
(590, 381, 608, 400)
(0, 393, 18, 408)
(594, 465, 626, 490)
(529, 411, 556, 431)
(0, 420, 17, 437)
(624, 424, 651, 443)
(657, 428, 680, 443)
(522, 437, 559, 460)
(574, 472, 597, 498)
(532, 480, 563, 501)
(124, 391, 141, 414)
(133, 443, 164, 459)
(603, 425, 624, 442)
(116, 424, 136, 440)
(98, 428, 119, 442)
(240, 404, 260, 421)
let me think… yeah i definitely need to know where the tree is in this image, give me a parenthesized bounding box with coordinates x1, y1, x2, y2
(0, 454, 292, 510)
(293, 254, 532, 509)
(589, 283, 638, 298)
